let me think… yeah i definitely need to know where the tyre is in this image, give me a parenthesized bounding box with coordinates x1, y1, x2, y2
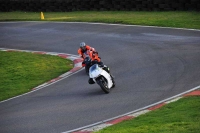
(111, 76, 115, 88)
(111, 79, 115, 88)
(97, 77, 110, 94)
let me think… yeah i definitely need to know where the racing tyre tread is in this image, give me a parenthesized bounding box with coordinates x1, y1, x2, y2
(97, 77, 110, 94)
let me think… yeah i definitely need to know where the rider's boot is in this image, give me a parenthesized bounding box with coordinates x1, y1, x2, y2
(88, 78, 95, 84)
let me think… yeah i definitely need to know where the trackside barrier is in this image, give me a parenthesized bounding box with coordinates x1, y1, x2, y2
(0, 0, 199, 12)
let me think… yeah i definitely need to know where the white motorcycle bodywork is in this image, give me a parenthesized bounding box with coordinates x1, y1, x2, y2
(89, 64, 113, 89)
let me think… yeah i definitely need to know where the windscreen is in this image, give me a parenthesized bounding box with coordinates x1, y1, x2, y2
(89, 64, 98, 73)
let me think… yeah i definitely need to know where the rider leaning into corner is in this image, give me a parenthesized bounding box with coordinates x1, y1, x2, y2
(77, 42, 114, 84)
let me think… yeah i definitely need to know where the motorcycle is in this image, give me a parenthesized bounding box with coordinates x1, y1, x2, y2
(89, 64, 115, 94)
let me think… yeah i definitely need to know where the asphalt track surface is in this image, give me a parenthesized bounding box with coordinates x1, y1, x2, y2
(0, 22, 200, 133)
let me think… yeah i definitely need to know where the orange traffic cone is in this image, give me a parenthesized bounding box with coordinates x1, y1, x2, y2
(41, 12, 44, 20)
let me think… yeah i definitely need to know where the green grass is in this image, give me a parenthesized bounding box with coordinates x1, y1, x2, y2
(96, 96, 200, 133)
(0, 51, 73, 101)
(0, 11, 200, 29)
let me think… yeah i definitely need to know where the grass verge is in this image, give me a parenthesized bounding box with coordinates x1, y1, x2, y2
(0, 11, 200, 29)
(96, 96, 200, 133)
(0, 51, 73, 101)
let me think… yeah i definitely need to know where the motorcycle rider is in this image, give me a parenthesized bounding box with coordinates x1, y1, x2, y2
(78, 42, 97, 59)
(78, 42, 97, 67)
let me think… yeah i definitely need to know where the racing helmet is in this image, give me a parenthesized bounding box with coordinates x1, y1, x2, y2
(80, 42, 86, 51)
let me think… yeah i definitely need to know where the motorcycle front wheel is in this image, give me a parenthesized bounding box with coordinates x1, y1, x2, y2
(97, 77, 110, 94)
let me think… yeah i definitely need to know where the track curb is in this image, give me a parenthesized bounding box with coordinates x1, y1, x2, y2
(0, 48, 83, 103)
(66, 88, 200, 133)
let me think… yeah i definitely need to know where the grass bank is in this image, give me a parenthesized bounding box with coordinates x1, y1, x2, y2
(0, 11, 200, 29)
(0, 51, 73, 101)
(96, 96, 200, 133)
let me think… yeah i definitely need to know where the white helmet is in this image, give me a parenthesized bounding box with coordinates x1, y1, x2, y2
(80, 42, 86, 48)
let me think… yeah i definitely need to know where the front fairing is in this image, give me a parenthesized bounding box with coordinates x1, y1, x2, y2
(89, 64, 113, 89)
(89, 64, 103, 78)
